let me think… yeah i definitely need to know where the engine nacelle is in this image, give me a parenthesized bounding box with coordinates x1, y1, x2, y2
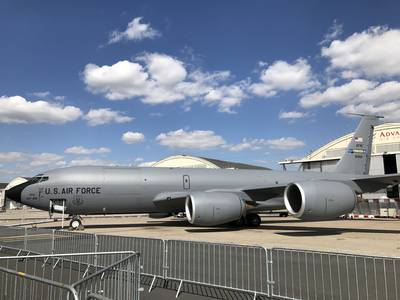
(284, 181, 356, 220)
(185, 192, 245, 226)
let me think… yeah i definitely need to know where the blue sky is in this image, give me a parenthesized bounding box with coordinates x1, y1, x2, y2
(1, 0, 400, 181)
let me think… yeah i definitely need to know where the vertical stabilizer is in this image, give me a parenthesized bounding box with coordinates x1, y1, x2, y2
(334, 114, 382, 175)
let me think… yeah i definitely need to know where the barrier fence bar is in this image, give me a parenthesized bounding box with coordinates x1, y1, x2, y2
(165, 239, 270, 298)
(0, 246, 141, 300)
(271, 248, 400, 300)
(95, 234, 164, 277)
(72, 252, 141, 300)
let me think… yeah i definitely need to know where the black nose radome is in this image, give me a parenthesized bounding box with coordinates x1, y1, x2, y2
(5, 180, 33, 203)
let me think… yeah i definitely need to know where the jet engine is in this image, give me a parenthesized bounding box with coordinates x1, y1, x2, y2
(283, 181, 356, 220)
(185, 192, 245, 226)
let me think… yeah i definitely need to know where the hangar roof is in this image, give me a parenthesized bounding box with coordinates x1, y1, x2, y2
(152, 155, 269, 170)
(279, 123, 400, 165)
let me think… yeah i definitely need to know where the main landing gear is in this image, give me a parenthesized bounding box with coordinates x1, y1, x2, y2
(69, 215, 84, 230)
(245, 213, 261, 227)
(233, 213, 261, 227)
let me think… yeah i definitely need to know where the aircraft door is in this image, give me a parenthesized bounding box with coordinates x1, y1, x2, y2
(183, 175, 190, 190)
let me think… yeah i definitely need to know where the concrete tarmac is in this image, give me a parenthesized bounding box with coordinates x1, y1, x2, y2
(1, 209, 399, 257)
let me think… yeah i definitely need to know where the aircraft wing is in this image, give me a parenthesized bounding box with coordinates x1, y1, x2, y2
(152, 173, 400, 213)
(240, 185, 286, 201)
(153, 184, 287, 212)
(352, 174, 400, 192)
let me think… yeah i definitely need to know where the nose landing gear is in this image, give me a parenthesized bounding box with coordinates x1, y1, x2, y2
(69, 215, 84, 230)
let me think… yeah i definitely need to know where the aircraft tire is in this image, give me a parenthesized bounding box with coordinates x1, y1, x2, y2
(246, 213, 261, 227)
(70, 217, 83, 230)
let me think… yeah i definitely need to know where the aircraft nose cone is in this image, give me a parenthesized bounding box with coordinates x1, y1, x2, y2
(6, 183, 26, 203)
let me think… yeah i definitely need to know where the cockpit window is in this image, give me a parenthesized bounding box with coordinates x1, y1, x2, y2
(30, 175, 49, 184)
(39, 176, 49, 183)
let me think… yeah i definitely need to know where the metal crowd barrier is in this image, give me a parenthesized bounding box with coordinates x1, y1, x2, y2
(0, 246, 141, 300)
(1, 225, 399, 300)
(96, 234, 165, 277)
(271, 248, 400, 300)
(164, 240, 271, 297)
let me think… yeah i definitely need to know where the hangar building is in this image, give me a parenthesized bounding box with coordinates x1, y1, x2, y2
(279, 123, 400, 175)
(279, 123, 400, 218)
(0, 177, 27, 211)
(152, 155, 269, 170)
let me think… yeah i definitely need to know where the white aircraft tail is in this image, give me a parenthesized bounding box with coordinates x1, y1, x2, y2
(333, 114, 382, 175)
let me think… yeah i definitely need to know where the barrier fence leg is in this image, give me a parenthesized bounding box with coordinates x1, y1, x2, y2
(149, 275, 157, 292)
(176, 280, 183, 298)
(51, 229, 55, 254)
(267, 249, 274, 297)
(24, 227, 27, 251)
(94, 234, 98, 266)
(163, 240, 168, 279)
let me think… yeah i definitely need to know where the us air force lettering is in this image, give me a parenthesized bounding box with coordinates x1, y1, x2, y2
(6, 115, 400, 229)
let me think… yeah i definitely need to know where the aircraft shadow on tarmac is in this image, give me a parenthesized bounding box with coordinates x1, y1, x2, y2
(46, 218, 400, 237)
(186, 222, 400, 236)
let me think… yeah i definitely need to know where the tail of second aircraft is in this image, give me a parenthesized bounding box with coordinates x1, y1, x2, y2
(333, 114, 382, 175)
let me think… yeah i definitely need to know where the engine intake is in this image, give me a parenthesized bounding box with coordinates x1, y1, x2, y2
(185, 192, 245, 226)
(284, 181, 356, 220)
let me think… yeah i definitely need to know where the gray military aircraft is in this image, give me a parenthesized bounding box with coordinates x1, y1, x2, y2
(6, 115, 400, 229)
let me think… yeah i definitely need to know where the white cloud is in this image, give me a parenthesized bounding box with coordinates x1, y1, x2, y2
(338, 102, 400, 122)
(139, 52, 187, 86)
(226, 139, 262, 152)
(264, 137, 305, 150)
(279, 111, 308, 120)
(82, 53, 245, 113)
(84, 108, 134, 126)
(300, 79, 400, 120)
(227, 137, 305, 151)
(31, 91, 51, 98)
(83, 60, 150, 100)
(64, 146, 111, 155)
(69, 158, 115, 167)
(322, 26, 400, 78)
(30, 153, 64, 167)
(0, 152, 27, 163)
(0, 96, 82, 124)
(108, 17, 160, 44)
(122, 132, 145, 144)
(319, 19, 343, 45)
(54, 95, 65, 101)
(137, 161, 156, 167)
(203, 82, 248, 113)
(299, 79, 377, 108)
(0, 152, 65, 168)
(250, 58, 318, 97)
(358, 81, 400, 103)
(156, 129, 226, 149)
